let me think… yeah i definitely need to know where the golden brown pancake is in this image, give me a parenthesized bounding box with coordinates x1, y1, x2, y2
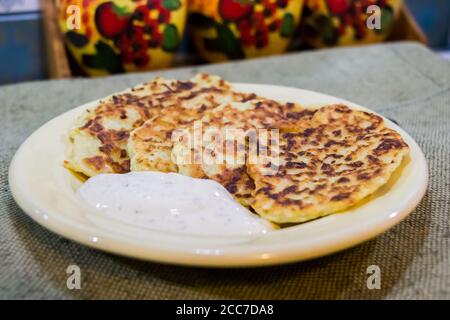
(247, 104, 409, 223)
(127, 81, 264, 174)
(171, 100, 313, 206)
(66, 73, 243, 177)
(66, 73, 409, 224)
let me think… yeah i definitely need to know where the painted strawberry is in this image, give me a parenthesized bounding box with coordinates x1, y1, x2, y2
(326, 0, 350, 15)
(95, 1, 130, 39)
(219, 0, 253, 21)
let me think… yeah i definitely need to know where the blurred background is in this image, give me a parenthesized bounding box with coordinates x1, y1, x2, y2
(0, 0, 449, 85)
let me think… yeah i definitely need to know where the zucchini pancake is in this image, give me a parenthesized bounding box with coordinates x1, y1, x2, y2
(66, 74, 409, 224)
(65, 73, 253, 177)
(170, 101, 313, 206)
(247, 104, 409, 223)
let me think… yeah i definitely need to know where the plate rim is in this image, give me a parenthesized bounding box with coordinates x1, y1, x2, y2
(8, 83, 429, 267)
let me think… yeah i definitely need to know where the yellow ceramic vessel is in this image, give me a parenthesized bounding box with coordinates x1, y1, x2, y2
(188, 0, 304, 62)
(58, 0, 187, 76)
(300, 0, 403, 47)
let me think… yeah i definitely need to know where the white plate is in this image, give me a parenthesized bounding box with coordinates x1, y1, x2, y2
(8, 84, 428, 267)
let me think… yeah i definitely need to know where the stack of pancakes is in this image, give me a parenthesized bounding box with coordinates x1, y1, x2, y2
(66, 74, 409, 224)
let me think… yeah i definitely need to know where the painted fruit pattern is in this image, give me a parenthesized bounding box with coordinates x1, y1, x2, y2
(62, 0, 184, 74)
(190, 0, 298, 60)
(302, 0, 398, 46)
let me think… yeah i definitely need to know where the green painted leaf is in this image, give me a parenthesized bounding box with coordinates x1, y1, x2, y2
(215, 23, 245, 60)
(163, 0, 181, 11)
(82, 41, 124, 74)
(378, 6, 394, 34)
(189, 13, 216, 29)
(314, 15, 338, 46)
(112, 3, 129, 17)
(204, 38, 222, 52)
(162, 24, 180, 52)
(66, 31, 88, 48)
(280, 13, 295, 38)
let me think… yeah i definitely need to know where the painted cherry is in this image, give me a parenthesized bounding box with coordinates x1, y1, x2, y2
(95, 1, 130, 39)
(219, 0, 253, 21)
(326, 0, 350, 15)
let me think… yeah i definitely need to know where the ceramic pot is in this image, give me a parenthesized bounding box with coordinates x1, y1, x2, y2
(188, 0, 304, 62)
(58, 0, 187, 76)
(300, 0, 403, 47)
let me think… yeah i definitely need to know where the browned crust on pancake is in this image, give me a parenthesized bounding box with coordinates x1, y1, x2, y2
(170, 100, 312, 206)
(248, 104, 409, 223)
(67, 74, 237, 177)
(67, 75, 409, 224)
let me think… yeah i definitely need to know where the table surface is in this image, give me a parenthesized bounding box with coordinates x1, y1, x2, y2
(1, 42, 449, 300)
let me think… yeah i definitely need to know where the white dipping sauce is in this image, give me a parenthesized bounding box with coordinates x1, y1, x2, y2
(78, 172, 273, 237)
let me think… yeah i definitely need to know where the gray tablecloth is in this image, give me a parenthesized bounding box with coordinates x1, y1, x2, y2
(1, 42, 449, 299)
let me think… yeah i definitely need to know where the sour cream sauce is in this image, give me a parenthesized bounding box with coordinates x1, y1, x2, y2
(78, 172, 273, 237)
